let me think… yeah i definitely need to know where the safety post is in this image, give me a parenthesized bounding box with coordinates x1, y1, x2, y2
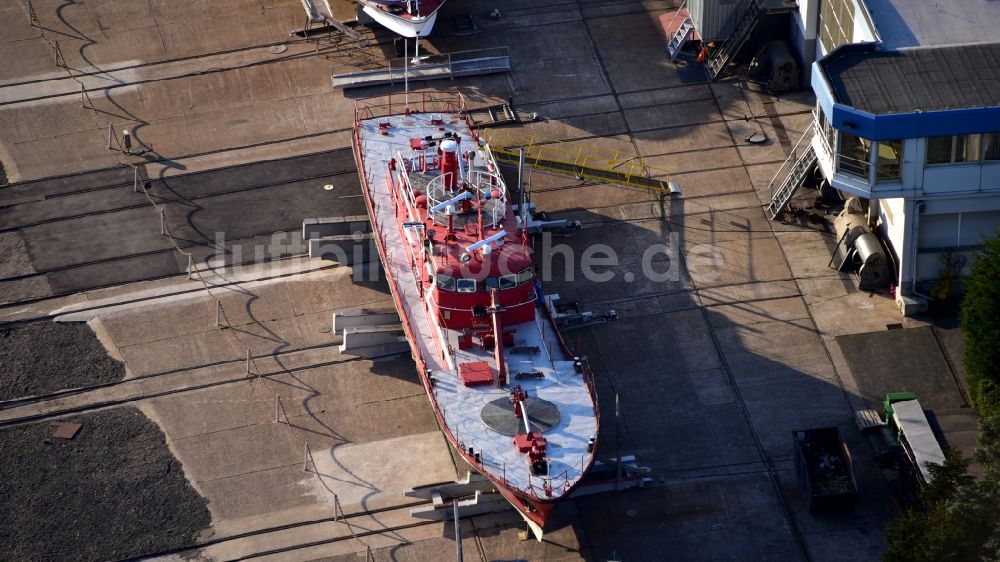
(133, 167, 139, 193)
(159, 210, 166, 235)
(186, 254, 193, 280)
(303, 443, 310, 472)
(107, 124, 114, 150)
(245, 347, 251, 375)
(215, 300, 221, 327)
(80, 83, 86, 108)
(454, 499, 463, 562)
(274, 395, 282, 423)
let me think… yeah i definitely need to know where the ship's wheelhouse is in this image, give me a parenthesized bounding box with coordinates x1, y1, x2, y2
(430, 249, 537, 329)
(387, 132, 538, 330)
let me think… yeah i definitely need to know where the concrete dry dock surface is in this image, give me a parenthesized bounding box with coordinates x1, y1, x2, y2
(0, 0, 970, 560)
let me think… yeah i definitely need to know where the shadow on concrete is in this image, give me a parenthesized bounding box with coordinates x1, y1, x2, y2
(510, 192, 900, 560)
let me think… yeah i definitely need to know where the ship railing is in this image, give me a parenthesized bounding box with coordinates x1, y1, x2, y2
(393, 149, 420, 220)
(424, 168, 508, 228)
(383, 46, 511, 80)
(353, 91, 469, 127)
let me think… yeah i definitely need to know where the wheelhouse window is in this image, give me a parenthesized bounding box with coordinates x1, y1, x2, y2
(456, 278, 476, 293)
(876, 140, 902, 181)
(838, 131, 871, 178)
(499, 274, 518, 289)
(436, 274, 456, 291)
(516, 268, 534, 284)
(926, 134, 981, 165)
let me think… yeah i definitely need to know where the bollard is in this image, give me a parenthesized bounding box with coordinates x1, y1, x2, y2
(245, 347, 251, 375)
(133, 167, 139, 193)
(274, 395, 281, 423)
(107, 124, 113, 150)
(303, 443, 310, 472)
(334, 495, 342, 521)
(187, 254, 193, 280)
(215, 300, 221, 327)
(160, 210, 166, 235)
(80, 83, 86, 108)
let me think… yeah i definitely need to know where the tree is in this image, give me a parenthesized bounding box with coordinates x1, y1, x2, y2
(962, 234, 1000, 416)
(883, 419, 1000, 562)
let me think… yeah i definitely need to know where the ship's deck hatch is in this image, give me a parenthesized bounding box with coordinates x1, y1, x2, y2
(481, 396, 560, 436)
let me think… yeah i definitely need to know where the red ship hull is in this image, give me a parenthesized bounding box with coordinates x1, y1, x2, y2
(351, 92, 599, 537)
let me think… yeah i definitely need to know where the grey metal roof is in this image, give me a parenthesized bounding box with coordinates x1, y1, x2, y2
(821, 43, 1000, 115)
(865, 0, 1000, 49)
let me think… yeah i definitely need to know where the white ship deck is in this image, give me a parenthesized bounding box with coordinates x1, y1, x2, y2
(355, 102, 597, 499)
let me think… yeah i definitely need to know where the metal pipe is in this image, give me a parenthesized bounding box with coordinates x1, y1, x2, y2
(465, 230, 506, 253)
(518, 148, 527, 226)
(615, 392, 621, 491)
(453, 499, 463, 562)
(430, 191, 472, 213)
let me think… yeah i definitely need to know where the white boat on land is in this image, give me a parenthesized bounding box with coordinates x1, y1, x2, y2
(357, 0, 444, 37)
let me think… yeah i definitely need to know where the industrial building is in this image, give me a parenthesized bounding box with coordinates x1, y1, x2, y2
(684, 0, 1000, 314)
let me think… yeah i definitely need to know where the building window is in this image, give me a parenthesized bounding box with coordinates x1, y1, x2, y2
(816, 107, 837, 152)
(926, 134, 981, 165)
(984, 134, 1000, 161)
(956, 135, 980, 162)
(838, 131, 871, 178)
(819, 0, 856, 54)
(876, 140, 902, 181)
(926, 136, 952, 165)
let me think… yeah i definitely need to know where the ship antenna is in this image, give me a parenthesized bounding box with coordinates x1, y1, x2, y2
(518, 148, 528, 227)
(476, 186, 484, 239)
(403, 37, 409, 110)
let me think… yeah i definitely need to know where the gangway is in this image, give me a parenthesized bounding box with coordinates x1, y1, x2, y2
(481, 130, 678, 194)
(301, 0, 364, 40)
(331, 47, 511, 89)
(298, 0, 375, 67)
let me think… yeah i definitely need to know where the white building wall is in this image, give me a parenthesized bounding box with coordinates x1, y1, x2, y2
(878, 197, 907, 263)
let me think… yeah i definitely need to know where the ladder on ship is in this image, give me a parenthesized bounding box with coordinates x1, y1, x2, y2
(766, 125, 817, 219)
(481, 130, 676, 194)
(706, 0, 797, 81)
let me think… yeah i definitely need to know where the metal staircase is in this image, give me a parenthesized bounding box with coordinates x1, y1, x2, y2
(668, 19, 695, 61)
(706, 0, 764, 80)
(666, 6, 695, 61)
(767, 125, 817, 219)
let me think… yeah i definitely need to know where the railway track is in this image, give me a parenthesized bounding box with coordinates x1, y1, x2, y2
(0, 339, 375, 431)
(0, 143, 354, 203)
(119, 499, 437, 562)
(0, 154, 357, 232)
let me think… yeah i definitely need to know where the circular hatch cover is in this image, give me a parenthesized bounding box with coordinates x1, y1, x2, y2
(480, 396, 560, 436)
